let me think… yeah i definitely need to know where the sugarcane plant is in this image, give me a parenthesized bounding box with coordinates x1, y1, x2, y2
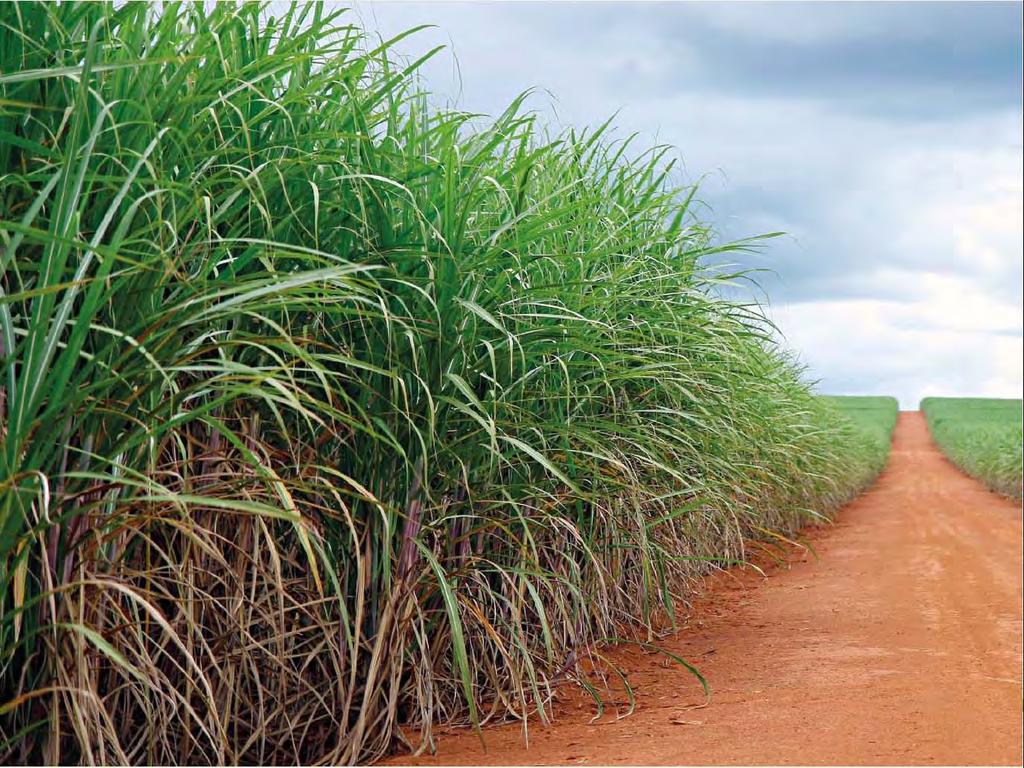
(0, 2, 892, 763)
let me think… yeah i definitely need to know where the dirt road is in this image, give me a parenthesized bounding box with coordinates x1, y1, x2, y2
(393, 412, 1023, 765)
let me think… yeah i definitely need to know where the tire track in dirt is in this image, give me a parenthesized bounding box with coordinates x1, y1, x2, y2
(390, 412, 1022, 765)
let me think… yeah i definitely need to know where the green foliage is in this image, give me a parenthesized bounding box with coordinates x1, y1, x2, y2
(921, 398, 1023, 500)
(823, 396, 899, 479)
(1, 2, 894, 763)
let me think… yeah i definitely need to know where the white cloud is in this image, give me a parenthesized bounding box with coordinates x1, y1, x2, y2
(772, 288, 1023, 408)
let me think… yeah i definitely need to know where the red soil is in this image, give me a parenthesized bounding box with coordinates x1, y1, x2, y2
(389, 412, 1023, 765)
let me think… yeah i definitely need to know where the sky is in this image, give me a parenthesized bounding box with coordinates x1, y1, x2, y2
(350, 1, 1023, 408)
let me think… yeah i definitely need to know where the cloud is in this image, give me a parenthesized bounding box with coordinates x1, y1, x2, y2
(771, 289, 1023, 408)
(677, 1, 1022, 48)
(655, 3, 1023, 118)
(694, 107, 1024, 305)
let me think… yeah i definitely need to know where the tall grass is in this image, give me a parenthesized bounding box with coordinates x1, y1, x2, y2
(921, 398, 1023, 500)
(2, 3, 890, 763)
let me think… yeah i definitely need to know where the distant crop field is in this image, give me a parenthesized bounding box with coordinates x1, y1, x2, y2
(921, 398, 1023, 500)
(820, 396, 900, 482)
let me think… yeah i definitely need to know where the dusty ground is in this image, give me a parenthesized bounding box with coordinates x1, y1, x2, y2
(388, 412, 1023, 766)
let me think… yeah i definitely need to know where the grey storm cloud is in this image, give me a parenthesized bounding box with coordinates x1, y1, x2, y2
(635, 3, 1022, 112)
(351, 0, 1022, 407)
